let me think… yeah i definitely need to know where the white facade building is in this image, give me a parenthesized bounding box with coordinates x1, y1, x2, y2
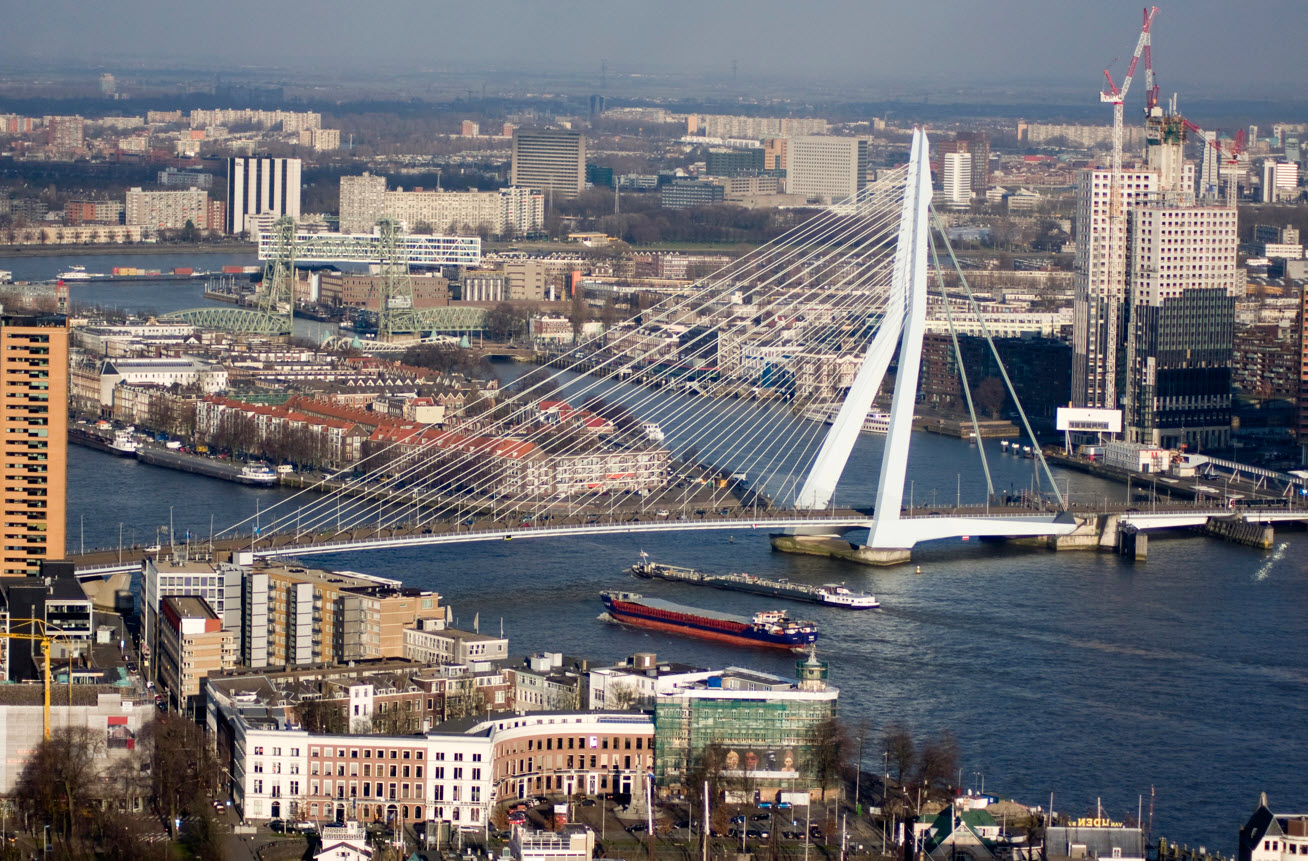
(227, 157, 302, 235)
(1072, 168, 1159, 408)
(97, 357, 227, 407)
(124, 187, 209, 230)
(786, 136, 868, 202)
(941, 152, 973, 206)
(338, 176, 544, 237)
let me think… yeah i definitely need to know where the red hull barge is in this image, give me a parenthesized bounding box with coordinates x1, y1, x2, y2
(600, 590, 818, 651)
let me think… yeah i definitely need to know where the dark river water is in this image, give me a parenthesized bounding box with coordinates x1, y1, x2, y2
(46, 253, 1308, 853)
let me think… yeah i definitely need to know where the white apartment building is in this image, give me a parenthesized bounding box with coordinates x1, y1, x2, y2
(687, 114, 828, 139)
(96, 357, 227, 406)
(786, 136, 869, 202)
(232, 725, 492, 828)
(124, 187, 209, 230)
(339, 174, 544, 236)
(403, 618, 509, 665)
(1071, 168, 1158, 408)
(227, 157, 302, 235)
(941, 152, 973, 206)
(587, 653, 714, 710)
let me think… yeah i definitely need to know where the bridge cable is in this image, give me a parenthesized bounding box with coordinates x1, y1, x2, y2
(928, 228, 995, 498)
(930, 206, 1066, 511)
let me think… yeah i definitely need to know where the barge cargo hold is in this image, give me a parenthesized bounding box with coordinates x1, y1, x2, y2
(600, 590, 818, 650)
(629, 557, 879, 609)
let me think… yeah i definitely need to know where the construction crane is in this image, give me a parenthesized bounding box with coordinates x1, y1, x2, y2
(1180, 118, 1247, 204)
(1099, 6, 1158, 411)
(0, 619, 62, 739)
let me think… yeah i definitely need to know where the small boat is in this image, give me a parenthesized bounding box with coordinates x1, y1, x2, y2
(800, 402, 893, 435)
(56, 265, 100, 280)
(237, 463, 279, 486)
(642, 422, 665, 443)
(108, 429, 138, 456)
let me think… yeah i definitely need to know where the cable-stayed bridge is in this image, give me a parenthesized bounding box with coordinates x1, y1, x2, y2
(70, 130, 1306, 581)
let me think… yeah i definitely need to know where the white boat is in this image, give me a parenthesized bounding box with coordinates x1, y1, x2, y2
(642, 422, 665, 442)
(814, 584, 881, 609)
(800, 402, 892, 435)
(57, 265, 100, 280)
(238, 463, 279, 485)
(108, 429, 138, 455)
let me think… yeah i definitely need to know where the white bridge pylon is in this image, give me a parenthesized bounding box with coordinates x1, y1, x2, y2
(795, 129, 1074, 559)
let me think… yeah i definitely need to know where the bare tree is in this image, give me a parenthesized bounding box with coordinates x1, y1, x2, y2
(882, 722, 916, 785)
(15, 725, 103, 843)
(916, 731, 960, 799)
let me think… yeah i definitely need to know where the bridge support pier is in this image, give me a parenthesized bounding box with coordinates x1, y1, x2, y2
(1117, 525, 1148, 561)
(769, 534, 912, 567)
(1202, 516, 1274, 549)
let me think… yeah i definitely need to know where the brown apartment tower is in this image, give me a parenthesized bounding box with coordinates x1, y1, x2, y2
(0, 313, 68, 577)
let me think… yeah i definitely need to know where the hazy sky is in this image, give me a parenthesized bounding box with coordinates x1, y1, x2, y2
(6, 0, 1307, 98)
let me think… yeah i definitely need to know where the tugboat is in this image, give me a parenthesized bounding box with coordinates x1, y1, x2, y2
(600, 590, 819, 650)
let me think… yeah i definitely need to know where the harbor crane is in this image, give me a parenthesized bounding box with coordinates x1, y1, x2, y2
(1099, 6, 1158, 410)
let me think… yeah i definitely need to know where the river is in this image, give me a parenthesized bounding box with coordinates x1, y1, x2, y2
(47, 252, 1308, 852)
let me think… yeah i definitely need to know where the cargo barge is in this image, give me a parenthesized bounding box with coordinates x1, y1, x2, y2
(135, 445, 279, 486)
(68, 426, 139, 457)
(629, 557, 879, 609)
(600, 590, 818, 650)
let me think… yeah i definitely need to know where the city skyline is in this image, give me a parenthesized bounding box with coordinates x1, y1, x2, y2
(4, 0, 1307, 98)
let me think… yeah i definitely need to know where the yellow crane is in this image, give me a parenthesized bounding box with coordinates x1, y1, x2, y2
(0, 618, 62, 740)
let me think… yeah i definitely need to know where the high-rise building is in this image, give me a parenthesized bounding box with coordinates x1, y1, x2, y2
(0, 313, 68, 577)
(46, 116, 85, 156)
(1262, 161, 1298, 203)
(338, 172, 387, 233)
(938, 132, 990, 196)
(510, 129, 585, 201)
(1116, 112, 1239, 449)
(941, 152, 973, 206)
(226, 157, 302, 235)
(1123, 203, 1238, 448)
(785, 136, 869, 202)
(1072, 168, 1158, 407)
(1198, 131, 1221, 200)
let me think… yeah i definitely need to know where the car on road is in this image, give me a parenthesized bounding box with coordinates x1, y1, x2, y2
(748, 828, 769, 839)
(626, 822, 648, 833)
(750, 813, 770, 821)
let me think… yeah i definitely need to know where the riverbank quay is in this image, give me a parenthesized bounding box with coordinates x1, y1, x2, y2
(0, 241, 256, 258)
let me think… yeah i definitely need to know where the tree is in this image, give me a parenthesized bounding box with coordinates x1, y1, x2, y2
(569, 282, 589, 343)
(882, 722, 915, 785)
(484, 302, 529, 344)
(917, 731, 960, 798)
(180, 218, 198, 242)
(15, 725, 102, 843)
(973, 376, 1008, 418)
(606, 681, 642, 710)
(296, 697, 349, 734)
(146, 713, 221, 832)
(807, 715, 849, 798)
